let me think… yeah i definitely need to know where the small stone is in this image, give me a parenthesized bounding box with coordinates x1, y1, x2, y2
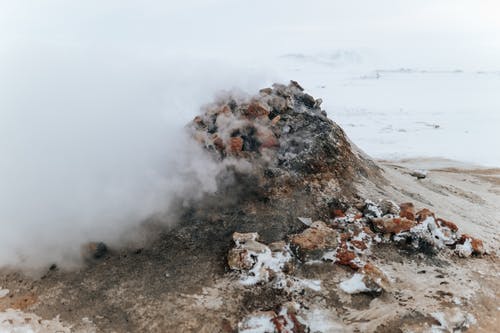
(289, 80, 304, 91)
(399, 202, 416, 220)
(245, 101, 269, 118)
(458, 234, 484, 255)
(410, 170, 427, 179)
(379, 199, 400, 216)
(436, 218, 459, 232)
(290, 221, 339, 261)
(212, 135, 225, 151)
(416, 208, 436, 223)
(362, 262, 391, 291)
(268, 241, 287, 252)
(335, 247, 358, 268)
(371, 217, 416, 234)
(82, 242, 107, 260)
(227, 248, 254, 270)
(232, 232, 259, 243)
(229, 137, 244, 153)
(270, 115, 281, 126)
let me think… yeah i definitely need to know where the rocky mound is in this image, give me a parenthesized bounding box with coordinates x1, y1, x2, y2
(188, 81, 382, 227)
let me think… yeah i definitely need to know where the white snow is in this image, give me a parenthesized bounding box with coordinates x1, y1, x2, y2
(0, 309, 72, 333)
(339, 274, 371, 294)
(238, 313, 276, 333)
(0, 288, 9, 298)
(303, 308, 346, 333)
(239, 245, 292, 286)
(456, 238, 473, 258)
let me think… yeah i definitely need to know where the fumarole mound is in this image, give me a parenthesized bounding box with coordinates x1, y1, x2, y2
(188, 81, 383, 225)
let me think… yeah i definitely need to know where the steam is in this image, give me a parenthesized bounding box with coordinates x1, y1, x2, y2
(0, 43, 270, 270)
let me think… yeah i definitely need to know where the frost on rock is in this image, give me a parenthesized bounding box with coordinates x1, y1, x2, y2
(339, 273, 372, 294)
(431, 308, 476, 333)
(238, 302, 345, 333)
(227, 232, 292, 286)
(227, 197, 486, 331)
(455, 238, 473, 257)
(338, 263, 389, 295)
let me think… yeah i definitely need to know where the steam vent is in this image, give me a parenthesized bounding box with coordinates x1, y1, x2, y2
(0, 82, 492, 332)
(188, 81, 383, 231)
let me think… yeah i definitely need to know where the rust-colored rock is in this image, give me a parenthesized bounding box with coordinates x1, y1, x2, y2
(245, 101, 269, 118)
(290, 221, 339, 260)
(416, 208, 436, 223)
(436, 218, 459, 232)
(399, 202, 415, 221)
(332, 209, 346, 218)
(335, 247, 358, 269)
(351, 240, 367, 250)
(372, 217, 416, 234)
(229, 137, 244, 153)
(459, 234, 485, 255)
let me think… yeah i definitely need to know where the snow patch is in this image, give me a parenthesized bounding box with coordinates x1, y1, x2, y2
(339, 274, 371, 294)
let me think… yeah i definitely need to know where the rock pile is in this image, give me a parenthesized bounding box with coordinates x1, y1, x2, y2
(189, 81, 382, 218)
(228, 198, 485, 323)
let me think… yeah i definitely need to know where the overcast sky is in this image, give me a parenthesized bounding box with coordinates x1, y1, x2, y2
(1, 0, 499, 69)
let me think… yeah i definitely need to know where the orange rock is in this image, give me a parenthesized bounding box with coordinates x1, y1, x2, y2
(399, 202, 415, 221)
(290, 222, 338, 251)
(335, 247, 358, 269)
(229, 137, 244, 153)
(362, 263, 391, 291)
(372, 217, 416, 234)
(350, 240, 367, 250)
(332, 209, 346, 218)
(290, 221, 339, 260)
(416, 208, 436, 223)
(270, 115, 281, 126)
(245, 101, 269, 118)
(436, 218, 459, 232)
(459, 234, 485, 255)
(339, 232, 351, 242)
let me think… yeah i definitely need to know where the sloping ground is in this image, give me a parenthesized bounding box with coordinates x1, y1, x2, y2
(0, 84, 498, 333)
(0, 160, 497, 333)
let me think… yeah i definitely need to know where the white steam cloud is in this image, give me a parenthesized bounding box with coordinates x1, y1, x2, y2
(0, 42, 269, 270)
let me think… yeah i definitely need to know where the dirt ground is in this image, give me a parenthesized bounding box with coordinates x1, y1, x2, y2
(0, 158, 498, 332)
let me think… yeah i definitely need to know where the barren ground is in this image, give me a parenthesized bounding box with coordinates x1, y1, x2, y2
(0, 158, 498, 333)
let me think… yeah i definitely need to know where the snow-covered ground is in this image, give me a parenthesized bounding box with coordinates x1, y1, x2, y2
(270, 57, 500, 167)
